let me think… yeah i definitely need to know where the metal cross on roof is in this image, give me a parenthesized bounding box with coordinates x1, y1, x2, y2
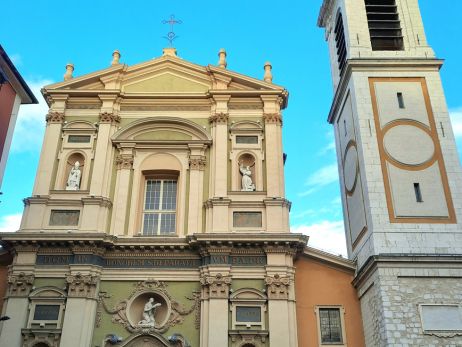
(162, 15, 182, 47)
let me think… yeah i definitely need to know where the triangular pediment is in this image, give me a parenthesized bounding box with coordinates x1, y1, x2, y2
(122, 70, 210, 93)
(42, 53, 287, 101)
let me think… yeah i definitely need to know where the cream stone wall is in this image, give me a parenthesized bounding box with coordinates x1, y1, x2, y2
(320, 0, 462, 345)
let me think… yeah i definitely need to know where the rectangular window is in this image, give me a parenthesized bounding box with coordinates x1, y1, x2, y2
(397, 92, 405, 108)
(319, 308, 343, 344)
(365, 0, 404, 51)
(236, 136, 258, 144)
(414, 183, 423, 203)
(143, 179, 177, 235)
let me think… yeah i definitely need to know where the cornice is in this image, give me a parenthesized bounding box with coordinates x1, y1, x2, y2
(327, 58, 445, 124)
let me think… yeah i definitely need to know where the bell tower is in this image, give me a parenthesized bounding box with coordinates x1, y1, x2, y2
(319, 0, 462, 345)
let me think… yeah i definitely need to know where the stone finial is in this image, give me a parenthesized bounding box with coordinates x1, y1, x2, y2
(218, 48, 227, 68)
(64, 63, 74, 81)
(162, 47, 177, 57)
(111, 50, 121, 65)
(263, 61, 272, 83)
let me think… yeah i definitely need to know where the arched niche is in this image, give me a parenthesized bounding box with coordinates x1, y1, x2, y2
(62, 152, 86, 190)
(237, 153, 256, 191)
(112, 117, 212, 143)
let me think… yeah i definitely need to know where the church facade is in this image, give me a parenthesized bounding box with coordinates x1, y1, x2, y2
(1, 1, 462, 347)
(0, 46, 367, 347)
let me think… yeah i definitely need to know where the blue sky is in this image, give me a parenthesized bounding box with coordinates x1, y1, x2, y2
(1, 1, 462, 256)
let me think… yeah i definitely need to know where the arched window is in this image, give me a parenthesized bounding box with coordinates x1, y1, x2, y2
(334, 11, 347, 75)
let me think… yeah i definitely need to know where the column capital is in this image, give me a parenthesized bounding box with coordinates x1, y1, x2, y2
(116, 153, 134, 170)
(8, 272, 34, 297)
(262, 112, 282, 125)
(265, 274, 290, 300)
(189, 155, 207, 171)
(66, 272, 99, 298)
(209, 112, 229, 124)
(45, 111, 65, 124)
(200, 273, 231, 299)
(99, 112, 120, 124)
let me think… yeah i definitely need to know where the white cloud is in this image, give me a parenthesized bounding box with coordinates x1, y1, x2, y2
(317, 140, 336, 156)
(0, 213, 22, 233)
(450, 108, 462, 139)
(9, 54, 22, 66)
(291, 220, 347, 257)
(298, 163, 339, 196)
(11, 79, 53, 153)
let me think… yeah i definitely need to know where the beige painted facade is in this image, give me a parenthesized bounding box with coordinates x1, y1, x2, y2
(0, 48, 306, 347)
(319, 0, 462, 345)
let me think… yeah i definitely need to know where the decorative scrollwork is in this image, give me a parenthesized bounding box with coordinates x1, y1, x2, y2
(189, 156, 206, 171)
(265, 273, 290, 300)
(208, 112, 229, 124)
(66, 272, 99, 298)
(116, 154, 134, 170)
(99, 112, 121, 124)
(8, 272, 34, 296)
(45, 111, 65, 123)
(200, 273, 232, 299)
(98, 279, 198, 334)
(262, 112, 282, 125)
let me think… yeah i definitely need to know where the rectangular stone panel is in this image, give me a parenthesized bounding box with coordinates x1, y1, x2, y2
(421, 305, 462, 331)
(68, 135, 91, 143)
(233, 212, 262, 228)
(236, 306, 261, 322)
(33, 305, 60, 321)
(236, 136, 258, 144)
(49, 210, 80, 226)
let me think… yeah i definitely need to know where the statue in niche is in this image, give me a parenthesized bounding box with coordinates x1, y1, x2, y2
(66, 161, 81, 190)
(138, 297, 161, 327)
(239, 161, 256, 191)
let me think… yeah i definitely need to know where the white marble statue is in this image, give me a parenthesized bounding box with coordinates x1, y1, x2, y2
(239, 162, 256, 191)
(138, 298, 161, 327)
(66, 161, 81, 190)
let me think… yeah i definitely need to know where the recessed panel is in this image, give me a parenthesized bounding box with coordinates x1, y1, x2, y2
(383, 125, 435, 166)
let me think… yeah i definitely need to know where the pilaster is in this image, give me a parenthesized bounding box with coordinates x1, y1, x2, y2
(33, 95, 68, 196)
(200, 272, 231, 347)
(188, 144, 207, 234)
(0, 272, 34, 347)
(110, 144, 135, 236)
(90, 94, 120, 198)
(261, 95, 284, 197)
(60, 270, 100, 347)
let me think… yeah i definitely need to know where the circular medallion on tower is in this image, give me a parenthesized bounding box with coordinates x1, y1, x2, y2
(343, 141, 359, 195)
(383, 124, 435, 166)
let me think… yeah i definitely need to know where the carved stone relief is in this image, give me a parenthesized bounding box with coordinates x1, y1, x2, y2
(65, 272, 99, 298)
(98, 279, 199, 334)
(200, 273, 232, 299)
(99, 112, 121, 124)
(8, 272, 34, 297)
(208, 112, 229, 124)
(116, 154, 134, 170)
(265, 274, 290, 300)
(45, 112, 65, 124)
(189, 156, 206, 171)
(262, 113, 282, 125)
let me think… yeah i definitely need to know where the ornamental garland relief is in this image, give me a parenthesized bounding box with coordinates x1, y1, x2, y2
(97, 279, 200, 334)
